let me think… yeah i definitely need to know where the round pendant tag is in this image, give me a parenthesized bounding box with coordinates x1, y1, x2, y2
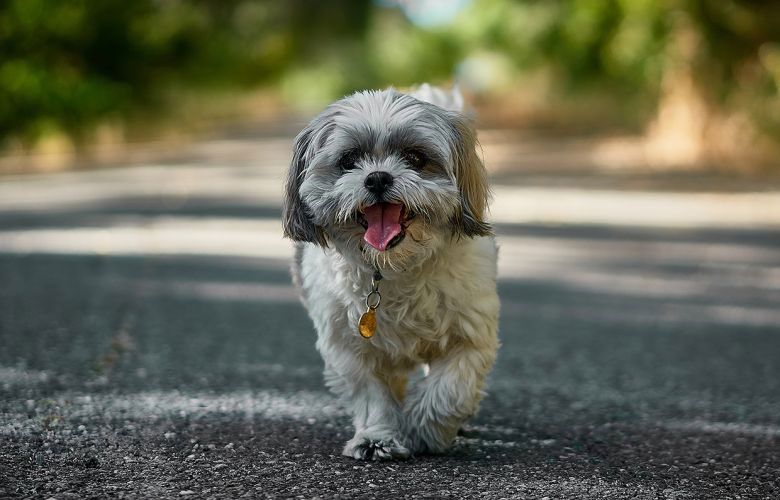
(358, 309, 376, 338)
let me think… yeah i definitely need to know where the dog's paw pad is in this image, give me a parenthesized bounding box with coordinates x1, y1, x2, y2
(343, 436, 411, 461)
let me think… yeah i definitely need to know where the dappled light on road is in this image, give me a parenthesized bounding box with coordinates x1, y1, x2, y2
(0, 218, 288, 259)
(2, 134, 779, 498)
(491, 186, 780, 228)
(130, 278, 299, 304)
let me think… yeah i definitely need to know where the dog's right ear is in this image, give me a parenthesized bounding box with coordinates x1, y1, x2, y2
(282, 114, 335, 247)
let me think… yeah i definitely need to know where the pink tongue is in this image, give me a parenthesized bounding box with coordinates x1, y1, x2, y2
(363, 203, 403, 251)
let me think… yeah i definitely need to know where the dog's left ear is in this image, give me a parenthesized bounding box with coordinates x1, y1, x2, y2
(448, 113, 493, 237)
(282, 114, 335, 247)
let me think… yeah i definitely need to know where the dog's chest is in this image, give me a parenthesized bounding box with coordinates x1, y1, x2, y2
(377, 280, 448, 335)
(370, 266, 480, 353)
(299, 238, 498, 359)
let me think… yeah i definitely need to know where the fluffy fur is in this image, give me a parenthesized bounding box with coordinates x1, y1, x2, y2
(283, 86, 499, 460)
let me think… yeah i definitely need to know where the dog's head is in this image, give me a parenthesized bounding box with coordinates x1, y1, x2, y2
(283, 88, 491, 269)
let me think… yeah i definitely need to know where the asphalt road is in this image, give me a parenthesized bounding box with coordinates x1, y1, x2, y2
(1, 133, 779, 499)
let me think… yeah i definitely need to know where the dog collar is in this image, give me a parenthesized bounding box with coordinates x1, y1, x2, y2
(358, 270, 383, 338)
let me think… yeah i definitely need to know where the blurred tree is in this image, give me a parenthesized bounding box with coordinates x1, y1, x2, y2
(0, 0, 371, 145)
(1, 0, 201, 142)
(408, 0, 780, 165)
(647, 1, 780, 165)
(1, 0, 779, 167)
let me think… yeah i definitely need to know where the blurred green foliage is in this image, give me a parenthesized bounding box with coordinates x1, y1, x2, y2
(0, 0, 370, 143)
(1, 0, 780, 147)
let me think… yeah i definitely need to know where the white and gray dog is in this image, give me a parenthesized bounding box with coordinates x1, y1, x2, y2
(283, 85, 499, 460)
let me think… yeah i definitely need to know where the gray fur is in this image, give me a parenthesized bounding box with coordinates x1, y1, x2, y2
(290, 243, 307, 305)
(282, 88, 492, 262)
(282, 111, 339, 246)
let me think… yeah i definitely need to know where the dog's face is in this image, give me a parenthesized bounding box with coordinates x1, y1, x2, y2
(283, 89, 491, 269)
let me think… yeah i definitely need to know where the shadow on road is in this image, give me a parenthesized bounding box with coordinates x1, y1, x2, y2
(1, 169, 779, 498)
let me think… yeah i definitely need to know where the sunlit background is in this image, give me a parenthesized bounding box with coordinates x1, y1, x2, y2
(2, 2, 780, 497)
(2, 0, 780, 171)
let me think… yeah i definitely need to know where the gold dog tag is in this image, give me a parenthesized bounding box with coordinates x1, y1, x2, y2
(358, 272, 382, 339)
(358, 308, 376, 338)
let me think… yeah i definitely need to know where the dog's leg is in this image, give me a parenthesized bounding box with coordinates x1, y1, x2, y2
(404, 343, 497, 453)
(387, 373, 408, 403)
(323, 354, 411, 461)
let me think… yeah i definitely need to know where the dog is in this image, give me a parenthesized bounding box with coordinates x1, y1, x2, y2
(283, 84, 499, 460)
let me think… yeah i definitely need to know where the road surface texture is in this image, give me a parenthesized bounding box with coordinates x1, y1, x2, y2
(1, 129, 780, 499)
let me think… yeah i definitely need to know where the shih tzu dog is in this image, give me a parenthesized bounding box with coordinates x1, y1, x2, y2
(283, 84, 499, 460)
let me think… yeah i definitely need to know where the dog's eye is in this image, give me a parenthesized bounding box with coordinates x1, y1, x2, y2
(339, 150, 360, 171)
(403, 150, 426, 170)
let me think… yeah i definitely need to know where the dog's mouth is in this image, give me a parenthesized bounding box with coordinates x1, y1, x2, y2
(357, 203, 416, 252)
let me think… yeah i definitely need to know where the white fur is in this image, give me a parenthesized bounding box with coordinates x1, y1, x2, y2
(409, 82, 465, 112)
(285, 85, 499, 460)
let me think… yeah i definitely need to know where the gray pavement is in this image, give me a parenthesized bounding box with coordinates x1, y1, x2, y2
(1, 134, 780, 499)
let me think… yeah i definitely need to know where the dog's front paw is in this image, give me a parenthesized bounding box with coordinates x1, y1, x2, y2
(404, 420, 456, 455)
(342, 429, 411, 461)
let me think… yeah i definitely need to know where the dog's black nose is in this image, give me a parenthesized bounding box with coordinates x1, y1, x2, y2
(364, 171, 394, 195)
